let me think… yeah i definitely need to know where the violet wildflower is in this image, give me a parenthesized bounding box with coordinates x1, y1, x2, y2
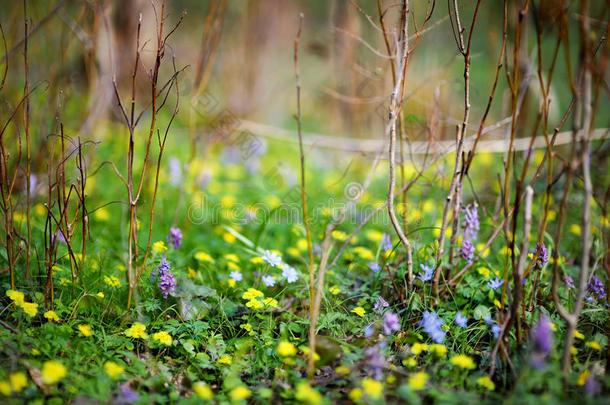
(29, 174, 38, 198)
(229, 270, 243, 282)
(491, 324, 501, 339)
(587, 275, 606, 299)
(418, 264, 435, 282)
(373, 296, 389, 314)
(483, 313, 494, 326)
(455, 312, 468, 328)
(262, 250, 282, 267)
(368, 262, 381, 273)
(381, 233, 393, 251)
(364, 325, 375, 338)
(168, 156, 183, 186)
(364, 344, 386, 380)
(487, 277, 504, 291)
(532, 242, 549, 269)
(460, 239, 475, 263)
(463, 203, 480, 241)
(151, 257, 176, 299)
(565, 276, 575, 289)
(584, 376, 601, 396)
(281, 265, 299, 283)
(262, 275, 276, 287)
(529, 315, 553, 369)
(420, 311, 445, 343)
(166, 227, 182, 249)
(383, 312, 400, 335)
(117, 385, 140, 404)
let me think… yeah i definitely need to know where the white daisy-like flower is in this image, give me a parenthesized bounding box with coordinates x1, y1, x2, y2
(262, 275, 276, 287)
(282, 265, 299, 283)
(262, 250, 282, 267)
(229, 270, 243, 282)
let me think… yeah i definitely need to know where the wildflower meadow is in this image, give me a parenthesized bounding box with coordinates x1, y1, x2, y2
(0, 1, 609, 404)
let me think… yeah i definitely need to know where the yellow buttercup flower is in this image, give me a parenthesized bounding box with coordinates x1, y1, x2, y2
(223, 232, 236, 243)
(361, 378, 383, 399)
(573, 330, 584, 340)
(351, 307, 366, 317)
(476, 376, 495, 390)
(77, 324, 92, 337)
(230, 385, 251, 401)
(277, 341, 297, 357)
(349, 388, 363, 402)
(242, 288, 264, 300)
(104, 361, 125, 379)
(153, 331, 173, 346)
(152, 241, 168, 254)
(44, 310, 59, 322)
(218, 355, 232, 365)
(0, 381, 11, 395)
(295, 382, 322, 404)
(577, 370, 590, 386)
(429, 344, 447, 357)
(365, 230, 384, 242)
(22, 302, 38, 317)
(6, 290, 25, 306)
(408, 371, 429, 391)
(331, 230, 348, 241)
(193, 382, 214, 400)
(297, 239, 308, 251)
(335, 365, 350, 375)
(329, 286, 341, 295)
(9, 372, 27, 392)
(411, 342, 428, 355)
(96, 292, 105, 298)
(403, 357, 417, 367)
(103, 275, 121, 287)
(224, 254, 239, 262)
(585, 341, 601, 350)
(450, 354, 476, 370)
(125, 322, 148, 339)
(41, 361, 67, 385)
(195, 251, 215, 263)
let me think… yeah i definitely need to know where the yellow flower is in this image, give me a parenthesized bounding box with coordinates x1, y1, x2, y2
(96, 292, 105, 298)
(77, 324, 92, 337)
(227, 261, 240, 271)
(104, 361, 125, 379)
(44, 310, 59, 322)
(585, 341, 601, 350)
(152, 241, 168, 254)
(223, 232, 236, 243)
(430, 344, 447, 357)
(22, 302, 38, 317)
(153, 331, 173, 346)
(476, 376, 495, 391)
(329, 286, 341, 295)
(403, 357, 417, 367)
(251, 256, 264, 264)
(9, 372, 27, 392)
(494, 299, 502, 309)
(221, 195, 236, 208)
(125, 322, 148, 339)
(103, 275, 121, 287)
(351, 307, 366, 317)
(549, 322, 557, 332)
(573, 330, 584, 340)
(408, 371, 429, 391)
(187, 267, 198, 279)
(365, 230, 384, 242)
(6, 290, 25, 306)
(218, 355, 232, 365)
(225, 254, 239, 262)
(240, 323, 252, 333)
(335, 365, 350, 375)
(411, 342, 428, 355)
(193, 382, 213, 400)
(246, 299, 264, 310)
(349, 388, 363, 402)
(277, 341, 297, 357)
(571, 346, 578, 355)
(230, 385, 251, 401)
(41, 361, 67, 385)
(353, 247, 374, 260)
(228, 279, 236, 288)
(297, 239, 308, 251)
(577, 370, 590, 386)
(386, 375, 396, 384)
(242, 288, 264, 300)
(195, 251, 215, 263)
(450, 354, 476, 370)
(263, 297, 278, 308)
(569, 224, 581, 236)
(361, 378, 383, 399)
(331, 230, 348, 241)
(477, 267, 490, 278)
(94, 208, 109, 221)
(0, 381, 10, 396)
(295, 382, 322, 404)
(287, 247, 300, 257)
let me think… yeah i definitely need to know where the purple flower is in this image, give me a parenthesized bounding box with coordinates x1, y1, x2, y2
(29, 174, 37, 198)
(381, 233, 393, 251)
(487, 277, 504, 291)
(565, 276, 575, 289)
(364, 325, 375, 338)
(483, 313, 494, 326)
(529, 315, 553, 369)
(364, 344, 386, 380)
(460, 239, 475, 263)
(374, 296, 389, 314)
(491, 324, 501, 339)
(151, 257, 175, 299)
(417, 264, 434, 282)
(117, 384, 140, 404)
(462, 203, 480, 241)
(383, 312, 400, 335)
(420, 311, 445, 343)
(166, 227, 182, 249)
(168, 156, 183, 186)
(587, 275, 606, 299)
(532, 242, 549, 269)
(262, 275, 276, 287)
(262, 250, 282, 267)
(455, 312, 468, 328)
(584, 375, 601, 396)
(368, 262, 381, 273)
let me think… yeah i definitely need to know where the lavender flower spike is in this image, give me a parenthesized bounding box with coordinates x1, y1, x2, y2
(462, 203, 480, 241)
(152, 257, 176, 299)
(167, 227, 183, 249)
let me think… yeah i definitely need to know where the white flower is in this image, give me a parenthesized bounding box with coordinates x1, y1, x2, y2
(229, 271, 243, 282)
(262, 250, 282, 267)
(262, 275, 276, 287)
(282, 265, 299, 283)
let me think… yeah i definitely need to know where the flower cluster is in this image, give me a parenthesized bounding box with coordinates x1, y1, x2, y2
(587, 275, 606, 299)
(151, 257, 176, 299)
(529, 314, 553, 369)
(532, 242, 549, 269)
(420, 311, 445, 343)
(166, 227, 182, 249)
(460, 203, 479, 263)
(242, 288, 278, 310)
